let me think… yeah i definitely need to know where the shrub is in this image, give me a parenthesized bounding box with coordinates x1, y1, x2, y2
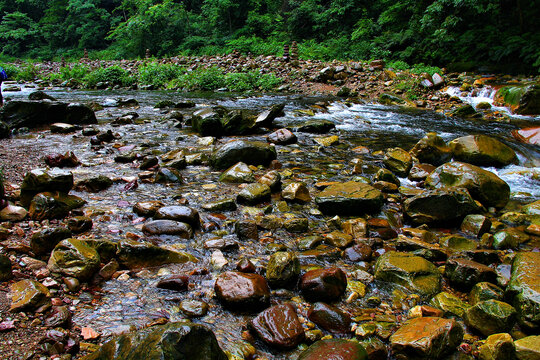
(83, 65, 134, 88)
(138, 62, 184, 88)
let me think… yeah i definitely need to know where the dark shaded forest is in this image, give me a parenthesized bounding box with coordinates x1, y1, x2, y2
(1, 0, 539, 72)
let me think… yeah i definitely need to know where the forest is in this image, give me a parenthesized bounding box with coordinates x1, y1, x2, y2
(1, 0, 539, 73)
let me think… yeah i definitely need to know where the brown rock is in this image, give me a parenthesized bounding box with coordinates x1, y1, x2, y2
(215, 271, 270, 311)
(300, 267, 347, 302)
(250, 303, 305, 349)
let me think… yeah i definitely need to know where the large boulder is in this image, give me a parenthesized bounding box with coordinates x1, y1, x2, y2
(315, 181, 384, 216)
(117, 240, 197, 270)
(374, 251, 442, 297)
(390, 317, 463, 360)
(425, 161, 510, 208)
(404, 188, 479, 224)
(249, 303, 305, 349)
(210, 140, 277, 170)
(449, 135, 517, 167)
(81, 322, 227, 360)
(0, 100, 97, 130)
(514, 335, 540, 360)
(494, 85, 540, 115)
(48, 239, 100, 280)
(506, 252, 540, 330)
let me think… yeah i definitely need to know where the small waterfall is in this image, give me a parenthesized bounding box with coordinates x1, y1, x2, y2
(446, 85, 506, 111)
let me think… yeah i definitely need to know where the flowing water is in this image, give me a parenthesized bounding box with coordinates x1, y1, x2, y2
(3, 85, 540, 358)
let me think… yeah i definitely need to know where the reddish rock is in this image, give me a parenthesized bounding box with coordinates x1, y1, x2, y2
(156, 275, 189, 291)
(267, 128, 297, 145)
(298, 339, 368, 360)
(214, 271, 270, 311)
(512, 127, 540, 145)
(300, 267, 347, 302)
(250, 303, 305, 349)
(308, 302, 352, 335)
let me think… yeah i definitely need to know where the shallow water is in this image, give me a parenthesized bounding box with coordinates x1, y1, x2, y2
(3, 84, 540, 358)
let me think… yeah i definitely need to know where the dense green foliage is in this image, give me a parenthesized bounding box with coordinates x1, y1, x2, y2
(1, 0, 539, 72)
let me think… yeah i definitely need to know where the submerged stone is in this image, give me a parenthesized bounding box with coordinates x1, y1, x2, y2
(117, 240, 197, 269)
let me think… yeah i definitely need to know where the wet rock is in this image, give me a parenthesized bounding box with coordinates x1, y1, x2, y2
(267, 128, 297, 145)
(298, 339, 367, 360)
(300, 267, 347, 302)
(315, 181, 384, 216)
(45, 306, 72, 328)
(478, 333, 515, 360)
(9, 279, 51, 312)
(133, 200, 164, 217)
(153, 205, 200, 228)
(469, 282, 504, 305)
(429, 291, 471, 318)
(20, 168, 74, 207)
(203, 198, 237, 212)
(142, 220, 193, 238)
(464, 300, 517, 336)
(258, 170, 282, 192)
(235, 220, 258, 240)
(373, 251, 442, 297)
(512, 126, 540, 146)
(28, 90, 56, 101)
(179, 299, 209, 318)
(439, 234, 477, 251)
(374, 167, 400, 186)
(493, 228, 529, 250)
(236, 257, 256, 273)
(325, 231, 353, 249)
(74, 175, 113, 192)
(48, 238, 100, 280)
(219, 162, 255, 183)
(404, 188, 479, 224)
(211, 140, 277, 170)
(221, 110, 257, 135)
(161, 149, 187, 169)
(49, 122, 78, 134)
(249, 303, 305, 349)
(0, 100, 97, 130)
(44, 151, 80, 168)
(282, 182, 311, 202)
(390, 317, 463, 360)
(514, 335, 540, 360)
(449, 104, 479, 118)
(214, 271, 270, 311)
(445, 258, 497, 290)
(395, 235, 447, 262)
(154, 168, 183, 184)
(506, 252, 540, 330)
(308, 302, 351, 335)
(409, 132, 452, 166)
(460, 214, 491, 238)
(449, 135, 518, 167)
(0, 254, 13, 281)
(67, 216, 93, 233)
(30, 227, 72, 255)
(29, 191, 86, 220)
(426, 161, 510, 208)
(343, 243, 372, 262)
(408, 163, 436, 181)
(266, 251, 300, 288)
(156, 275, 189, 291)
(117, 239, 196, 269)
(495, 84, 540, 115)
(81, 322, 227, 360)
(359, 337, 388, 360)
(237, 183, 271, 205)
(293, 119, 335, 133)
(139, 156, 158, 170)
(256, 103, 285, 128)
(39, 327, 79, 356)
(191, 108, 223, 137)
(0, 203, 28, 221)
(384, 147, 412, 177)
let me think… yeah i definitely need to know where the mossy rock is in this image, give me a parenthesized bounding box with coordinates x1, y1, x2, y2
(48, 238, 101, 280)
(495, 85, 540, 115)
(464, 300, 517, 336)
(315, 181, 384, 216)
(506, 252, 540, 330)
(449, 135, 517, 168)
(117, 240, 197, 270)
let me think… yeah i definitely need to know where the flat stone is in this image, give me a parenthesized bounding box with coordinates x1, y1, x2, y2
(315, 181, 384, 216)
(219, 162, 255, 183)
(142, 220, 193, 238)
(374, 251, 441, 297)
(390, 317, 463, 360)
(514, 335, 540, 360)
(449, 135, 518, 167)
(237, 183, 271, 205)
(117, 240, 197, 270)
(153, 206, 200, 228)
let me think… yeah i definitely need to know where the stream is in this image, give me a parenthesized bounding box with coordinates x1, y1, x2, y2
(2, 84, 540, 358)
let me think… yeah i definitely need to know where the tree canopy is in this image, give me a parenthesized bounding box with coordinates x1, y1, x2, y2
(1, 0, 539, 72)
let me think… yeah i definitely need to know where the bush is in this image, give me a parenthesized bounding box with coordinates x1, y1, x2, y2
(15, 62, 40, 81)
(410, 63, 442, 76)
(175, 67, 225, 91)
(83, 65, 134, 88)
(138, 62, 184, 88)
(0, 63, 22, 80)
